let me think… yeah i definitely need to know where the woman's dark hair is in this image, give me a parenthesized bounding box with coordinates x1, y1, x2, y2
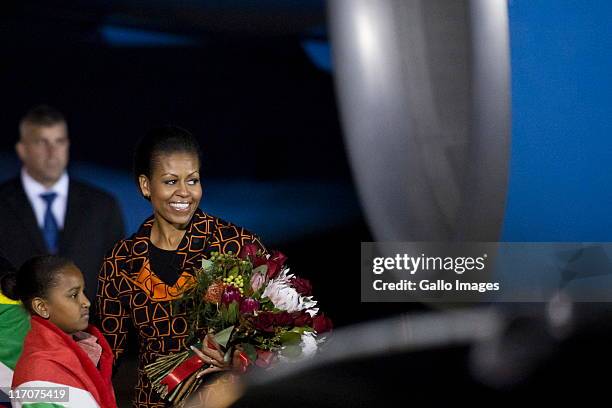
(1, 255, 74, 313)
(133, 125, 202, 198)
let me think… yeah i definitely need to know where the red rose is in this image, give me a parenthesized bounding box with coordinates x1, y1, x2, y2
(253, 312, 276, 332)
(238, 243, 259, 262)
(253, 250, 288, 280)
(291, 311, 313, 327)
(291, 277, 312, 296)
(272, 311, 293, 327)
(313, 314, 333, 334)
(253, 257, 267, 268)
(269, 251, 288, 268)
(253, 311, 295, 332)
(265, 260, 281, 279)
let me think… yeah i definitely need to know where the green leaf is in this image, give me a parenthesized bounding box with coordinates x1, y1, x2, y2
(252, 264, 268, 276)
(259, 298, 273, 308)
(220, 305, 228, 322)
(229, 266, 240, 277)
(279, 331, 301, 345)
(228, 302, 239, 324)
(215, 325, 234, 348)
(241, 343, 257, 362)
(223, 346, 233, 364)
(290, 326, 311, 335)
(201, 258, 214, 270)
(282, 344, 302, 359)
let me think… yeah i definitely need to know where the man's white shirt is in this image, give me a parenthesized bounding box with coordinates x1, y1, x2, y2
(21, 168, 69, 229)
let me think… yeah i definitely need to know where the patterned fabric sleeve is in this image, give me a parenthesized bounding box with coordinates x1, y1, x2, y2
(207, 219, 267, 257)
(96, 242, 131, 363)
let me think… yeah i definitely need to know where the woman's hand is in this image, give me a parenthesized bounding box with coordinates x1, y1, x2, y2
(190, 334, 251, 378)
(190, 334, 228, 378)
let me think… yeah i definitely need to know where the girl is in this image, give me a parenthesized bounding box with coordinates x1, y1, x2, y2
(5, 255, 116, 408)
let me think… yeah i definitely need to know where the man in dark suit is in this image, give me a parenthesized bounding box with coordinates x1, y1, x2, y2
(0, 105, 125, 309)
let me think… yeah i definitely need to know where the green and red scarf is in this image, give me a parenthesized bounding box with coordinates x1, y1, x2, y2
(11, 316, 116, 408)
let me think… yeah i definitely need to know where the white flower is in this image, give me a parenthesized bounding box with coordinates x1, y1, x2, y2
(278, 331, 319, 363)
(262, 268, 317, 313)
(300, 331, 318, 358)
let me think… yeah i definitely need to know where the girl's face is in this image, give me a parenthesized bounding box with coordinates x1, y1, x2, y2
(139, 152, 202, 230)
(38, 264, 90, 334)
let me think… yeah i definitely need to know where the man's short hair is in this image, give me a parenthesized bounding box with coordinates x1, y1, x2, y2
(19, 105, 66, 131)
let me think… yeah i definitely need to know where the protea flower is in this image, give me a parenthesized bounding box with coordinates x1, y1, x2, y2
(204, 281, 224, 304)
(250, 271, 266, 292)
(262, 270, 317, 314)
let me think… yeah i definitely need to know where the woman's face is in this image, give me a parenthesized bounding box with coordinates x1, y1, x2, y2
(139, 151, 202, 230)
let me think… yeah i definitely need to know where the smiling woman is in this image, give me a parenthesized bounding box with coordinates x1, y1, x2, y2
(138, 151, 203, 244)
(97, 126, 266, 408)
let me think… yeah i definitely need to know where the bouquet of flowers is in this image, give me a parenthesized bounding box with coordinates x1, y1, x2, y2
(145, 244, 332, 407)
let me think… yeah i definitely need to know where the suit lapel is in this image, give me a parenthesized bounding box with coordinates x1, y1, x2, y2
(5, 179, 47, 253)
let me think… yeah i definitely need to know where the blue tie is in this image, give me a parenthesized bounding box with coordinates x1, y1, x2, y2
(40, 192, 59, 253)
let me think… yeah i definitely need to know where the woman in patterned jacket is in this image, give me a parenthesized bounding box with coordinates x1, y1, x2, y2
(96, 126, 266, 408)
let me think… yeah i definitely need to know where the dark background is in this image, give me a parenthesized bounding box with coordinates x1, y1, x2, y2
(0, 1, 417, 329)
(1, 5, 416, 405)
(3, 1, 612, 406)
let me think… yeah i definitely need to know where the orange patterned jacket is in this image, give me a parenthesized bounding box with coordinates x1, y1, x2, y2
(96, 209, 266, 408)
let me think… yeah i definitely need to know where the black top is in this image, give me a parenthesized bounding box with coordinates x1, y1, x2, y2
(148, 244, 182, 286)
